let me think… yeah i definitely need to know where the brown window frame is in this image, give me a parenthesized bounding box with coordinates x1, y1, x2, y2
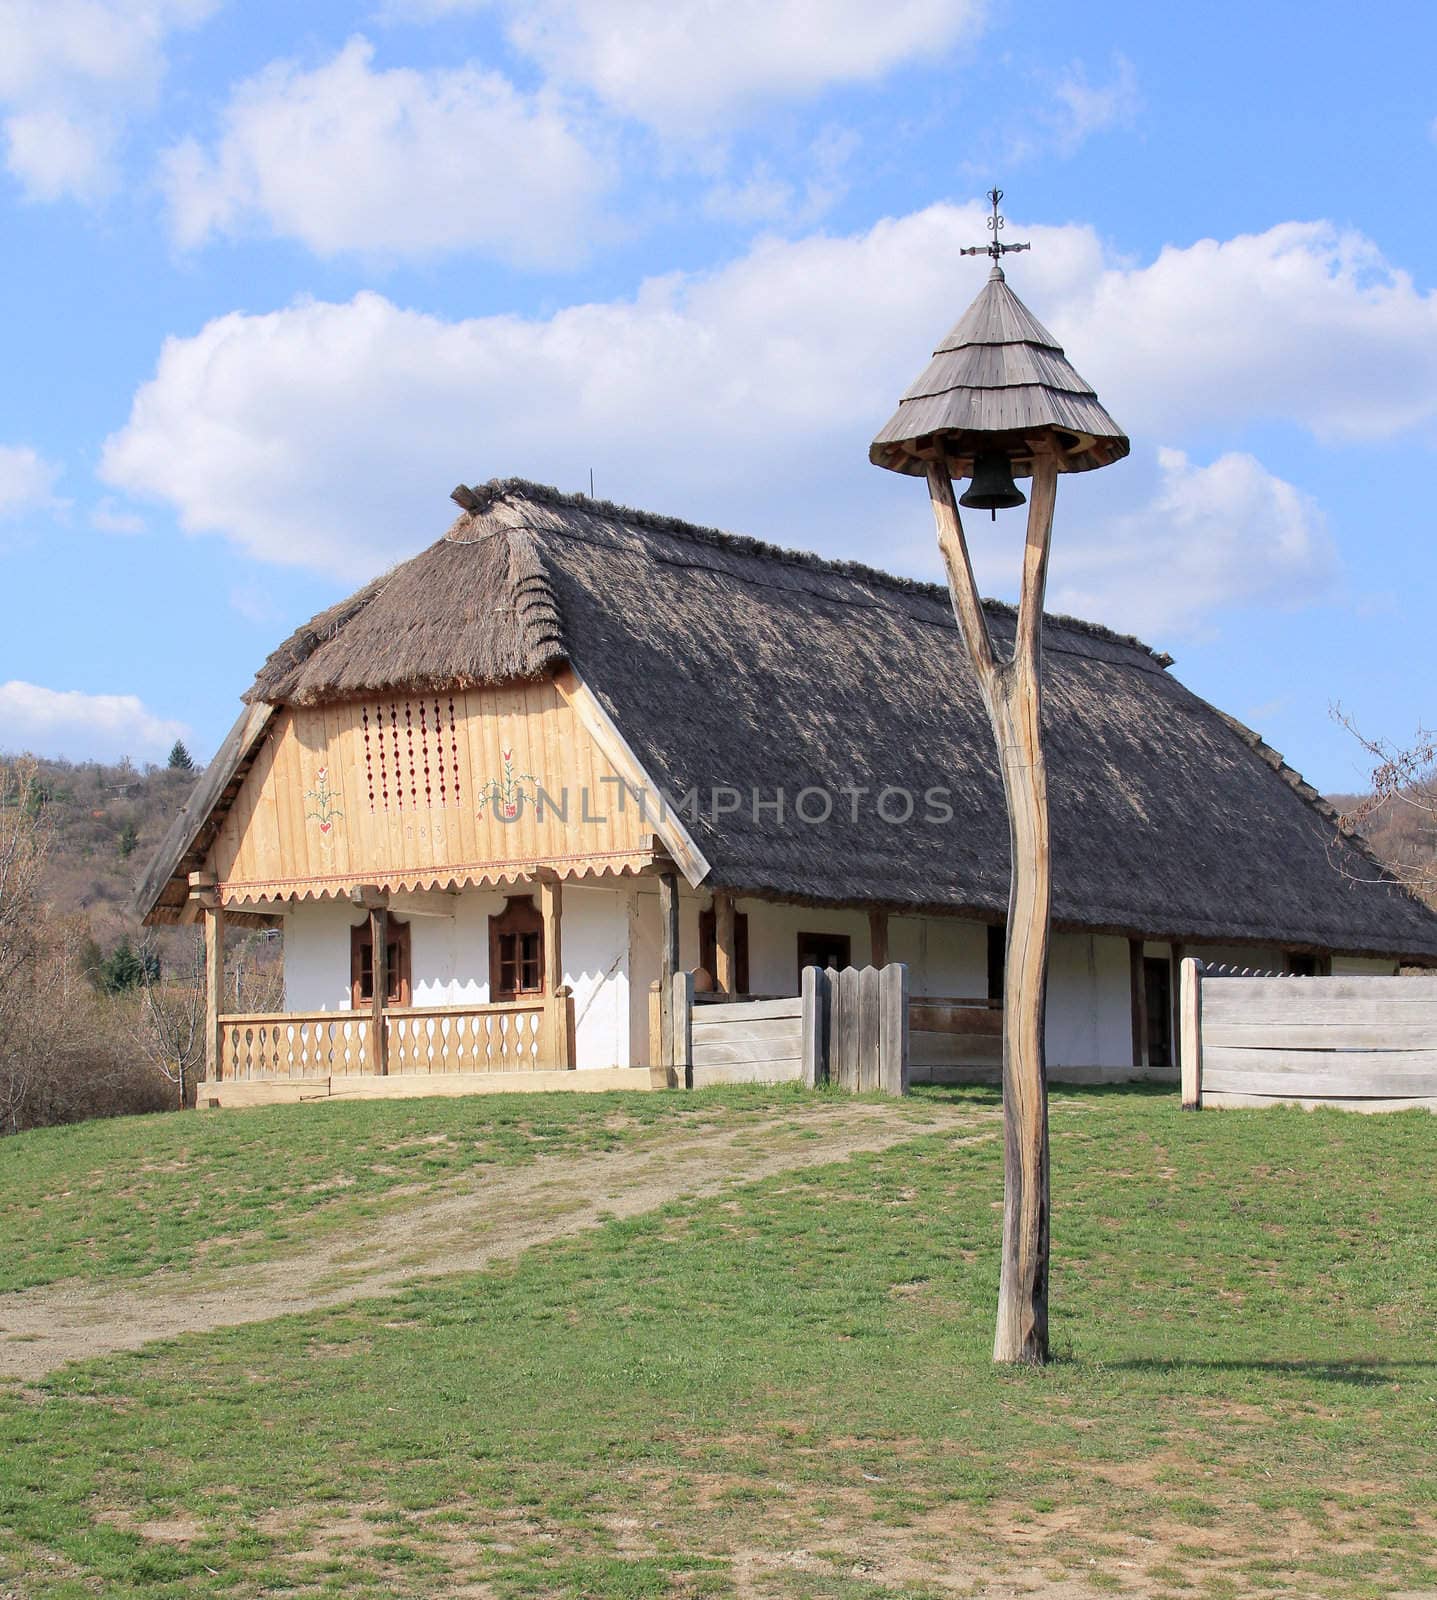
(699, 906, 750, 993)
(796, 931, 851, 988)
(489, 895, 546, 1002)
(350, 917, 412, 1009)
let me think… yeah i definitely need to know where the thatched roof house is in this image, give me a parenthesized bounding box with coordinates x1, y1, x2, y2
(138, 479, 1437, 1105)
(147, 478, 1437, 961)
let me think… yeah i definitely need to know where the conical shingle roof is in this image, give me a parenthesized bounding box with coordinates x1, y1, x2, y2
(871, 265, 1129, 478)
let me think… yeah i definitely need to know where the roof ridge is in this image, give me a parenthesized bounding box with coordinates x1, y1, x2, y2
(472, 477, 1173, 666)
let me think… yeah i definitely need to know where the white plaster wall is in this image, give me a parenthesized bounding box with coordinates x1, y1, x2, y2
(283, 899, 363, 1011)
(282, 888, 542, 1011)
(740, 900, 872, 995)
(889, 916, 987, 998)
(1045, 933, 1132, 1071)
(1332, 956, 1399, 975)
(563, 884, 631, 1069)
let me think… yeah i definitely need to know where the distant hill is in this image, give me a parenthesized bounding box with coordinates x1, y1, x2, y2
(16, 754, 197, 948)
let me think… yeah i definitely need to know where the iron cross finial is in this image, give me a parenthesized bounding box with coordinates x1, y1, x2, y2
(960, 187, 1030, 263)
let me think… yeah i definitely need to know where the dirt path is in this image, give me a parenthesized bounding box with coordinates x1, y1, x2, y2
(0, 1101, 989, 1383)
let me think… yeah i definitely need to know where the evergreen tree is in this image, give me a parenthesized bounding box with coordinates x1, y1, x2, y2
(167, 740, 194, 771)
(118, 820, 139, 858)
(97, 935, 159, 994)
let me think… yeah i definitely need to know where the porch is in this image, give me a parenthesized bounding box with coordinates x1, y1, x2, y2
(202, 997, 653, 1107)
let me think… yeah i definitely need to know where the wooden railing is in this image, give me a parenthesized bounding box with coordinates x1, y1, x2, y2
(385, 1001, 551, 1075)
(219, 1011, 375, 1080)
(217, 996, 566, 1081)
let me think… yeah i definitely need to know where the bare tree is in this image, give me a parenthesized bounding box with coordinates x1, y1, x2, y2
(135, 930, 206, 1109)
(1334, 713, 1437, 907)
(0, 760, 56, 1132)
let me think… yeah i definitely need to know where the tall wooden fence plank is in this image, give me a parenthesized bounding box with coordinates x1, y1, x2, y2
(880, 963, 909, 1097)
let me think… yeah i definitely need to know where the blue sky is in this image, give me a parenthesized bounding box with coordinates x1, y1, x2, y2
(1, 0, 1435, 796)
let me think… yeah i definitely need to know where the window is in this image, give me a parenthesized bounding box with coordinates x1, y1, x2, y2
(987, 924, 1006, 1004)
(350, 917, 411, 1008)
(796, 931, 850, 986)
(699, 906, 750, 993)
(489, 895, 545, 1001)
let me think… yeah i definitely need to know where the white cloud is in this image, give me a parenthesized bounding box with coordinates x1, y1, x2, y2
(1048, 54, 1140, 153)
(89, 495, 146, 534)
(1065, 221, 1437, 441)
(101, 204, 1437, 639)
(702, 127, 858, 229)
(0, 444, 62, 518)
(1048, 449, 1339, 639)
(0, 0, 217, 201)
(388, 0, 986, 133)
(0, 681, 187, 762)
(162, 36, 609, 265)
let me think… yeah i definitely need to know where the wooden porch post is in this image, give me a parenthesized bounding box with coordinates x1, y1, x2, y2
(869, 908, 890, 970)
(927, 455, 1058, 1366)
(1170, 942, 1186, 1074)
(658, 870, 680, 1083)
(204, 904, 225, 1085)
(370, 904, 389, 1076)
(540, 876, 571, 1068)
(713, 890, 736, 994)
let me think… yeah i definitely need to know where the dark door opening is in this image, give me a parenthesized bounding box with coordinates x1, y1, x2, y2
(1143, 957, 1172, 1070)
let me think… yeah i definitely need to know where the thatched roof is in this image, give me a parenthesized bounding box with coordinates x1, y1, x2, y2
(870, 265, 1130, 478)
(248, 509, 563, 704)
(135, 700, 276, 925)
(142, 480, 1437, 961)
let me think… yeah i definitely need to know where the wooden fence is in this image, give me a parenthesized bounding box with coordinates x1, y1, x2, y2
(908, 996, 1003, 1082)
(1179, 960, 1437, 1112)
(806, 964, 909, 1095)
(659, 965, 910, 1095)
(689, 994, 804, 1087)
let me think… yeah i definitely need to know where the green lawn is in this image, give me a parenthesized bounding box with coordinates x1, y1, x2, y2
(1, 1086, 1434, 1598)
(0, 1085, 834, 1293)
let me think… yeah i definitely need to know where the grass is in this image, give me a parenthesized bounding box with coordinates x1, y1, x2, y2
(0, 1084, 842, 1293)
(1, 1086, 1435, 1598)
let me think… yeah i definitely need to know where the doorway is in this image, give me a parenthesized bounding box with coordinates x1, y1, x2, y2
(1143, 957, 1173, 1070)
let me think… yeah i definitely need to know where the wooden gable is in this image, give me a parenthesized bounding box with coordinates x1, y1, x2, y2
(208, 676, 668, 907)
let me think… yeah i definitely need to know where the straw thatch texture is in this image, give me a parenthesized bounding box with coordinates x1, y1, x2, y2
(870, 265, 1130, 477)
(248, 521, 564, 705)
(141, 480, 1437, 960)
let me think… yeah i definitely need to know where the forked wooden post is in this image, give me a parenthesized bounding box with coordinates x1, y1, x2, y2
(1179, 957, 1203, 1109)
(927, 455, 1058, 1365)
(869, 201, 1128, 1361)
